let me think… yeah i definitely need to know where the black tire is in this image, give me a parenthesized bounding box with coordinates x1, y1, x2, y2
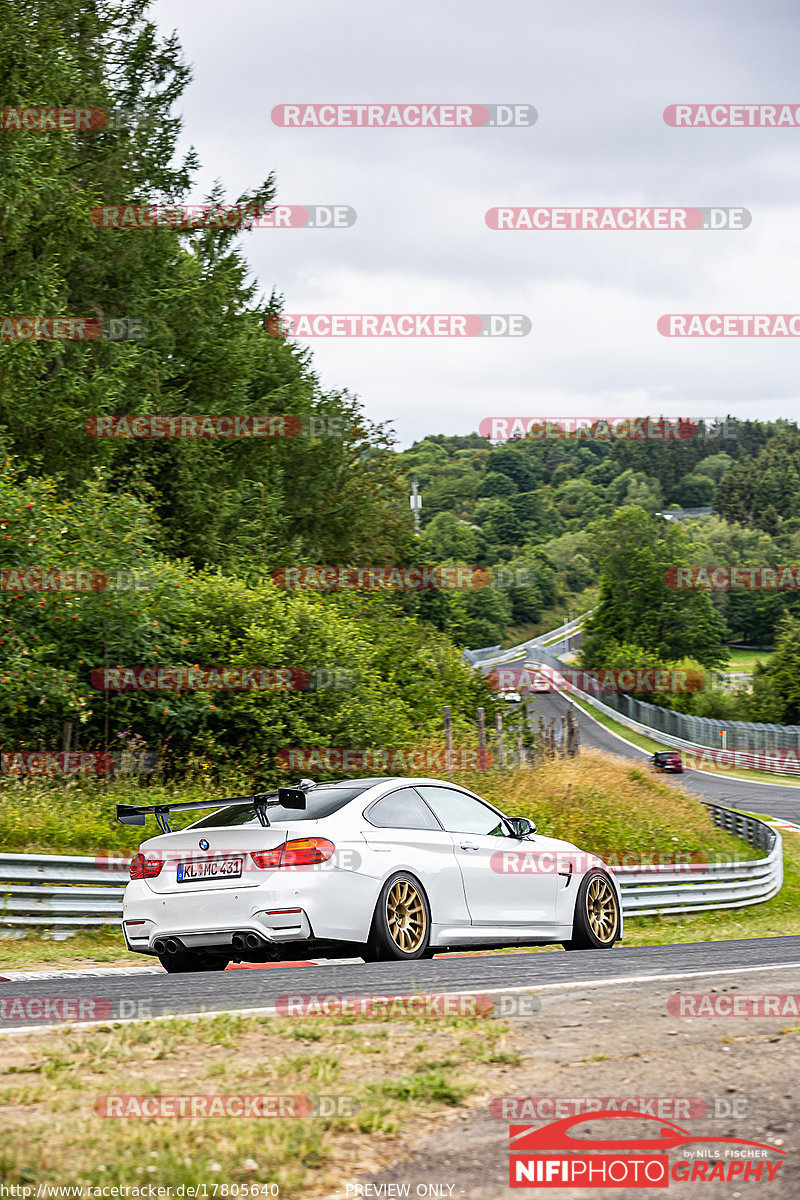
(365, 873, 431, 961)
(158, 951, 229, 973)
(562, 870, 620, 951)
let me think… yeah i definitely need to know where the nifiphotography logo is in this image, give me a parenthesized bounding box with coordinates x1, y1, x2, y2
(508, 1111, 785, 1187)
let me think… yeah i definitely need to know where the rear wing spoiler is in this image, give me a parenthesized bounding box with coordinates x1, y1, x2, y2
(116, 782, 313, 834)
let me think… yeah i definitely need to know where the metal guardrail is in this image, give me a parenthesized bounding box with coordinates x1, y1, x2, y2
(462, 644, 502, 666)
(516, 643, 800, 777)
(468, 615, 800, 762)
(551, 670, 800, 777)
(0, 803, 782, 932)
(473, 614, 590, 670)
(600, 691, 800, 756)
(0, 851, 129, 931)
(614, 804, 782, 916)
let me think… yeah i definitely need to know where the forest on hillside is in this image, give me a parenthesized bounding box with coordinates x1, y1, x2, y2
(3, 1, 800, 771)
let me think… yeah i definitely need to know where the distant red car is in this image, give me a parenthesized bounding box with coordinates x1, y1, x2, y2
(651, 750, 683, 774)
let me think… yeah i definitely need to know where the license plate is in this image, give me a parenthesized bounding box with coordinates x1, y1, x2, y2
(176, 856, 243, 882)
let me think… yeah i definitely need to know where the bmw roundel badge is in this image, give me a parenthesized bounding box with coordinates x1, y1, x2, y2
(199, 839, 209, 850)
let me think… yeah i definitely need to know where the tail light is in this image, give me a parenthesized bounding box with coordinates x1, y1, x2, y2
(251, 838, 335, 869)
(130, 853, 164, 879)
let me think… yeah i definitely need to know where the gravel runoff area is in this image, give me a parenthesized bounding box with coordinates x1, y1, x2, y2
(330, 964, 800, 1200)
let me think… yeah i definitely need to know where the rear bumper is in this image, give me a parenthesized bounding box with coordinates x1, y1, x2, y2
(122, 870, 377, 952)
(123, 909, 314, 954)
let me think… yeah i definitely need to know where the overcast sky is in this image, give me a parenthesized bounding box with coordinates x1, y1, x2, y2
(152, 0, 800, 447)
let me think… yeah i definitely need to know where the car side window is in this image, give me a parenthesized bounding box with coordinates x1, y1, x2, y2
(415, 786, 512, 836)
(366, 787, 443, 830)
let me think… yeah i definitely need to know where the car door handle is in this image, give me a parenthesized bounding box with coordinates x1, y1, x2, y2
(459, 841, 480, 851)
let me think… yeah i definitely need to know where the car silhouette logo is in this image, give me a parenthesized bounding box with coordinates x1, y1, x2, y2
(199, 839, 209, 851)
(510, 1111, 785, 1154)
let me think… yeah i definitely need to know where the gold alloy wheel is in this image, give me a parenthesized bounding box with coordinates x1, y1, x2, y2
(586, 875, 618, 944)
(386, 879, 427, 953)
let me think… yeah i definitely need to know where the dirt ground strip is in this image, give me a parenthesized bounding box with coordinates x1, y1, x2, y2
(327, 966, 800, 1199)
(1, 966, 798, 1198)
(0, 996, 523, 1194)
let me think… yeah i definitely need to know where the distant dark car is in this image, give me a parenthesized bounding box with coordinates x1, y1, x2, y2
(651, 750, 683, 774)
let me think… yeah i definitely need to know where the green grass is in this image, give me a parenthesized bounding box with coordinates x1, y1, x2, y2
(0, 1008, 513, 1193)
(5, 829, 798, 971)
(726, 647, 775, 671)
(1, 754, 792, 971)
(0, 773, 251, 854)
(621, 829, 800, 945)
(568, 691, 800, 787)
(0, 925, 128, 971)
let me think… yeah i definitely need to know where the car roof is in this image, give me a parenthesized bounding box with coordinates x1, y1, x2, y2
(320, 777, 395, 787)
(310, 777, 476, 789)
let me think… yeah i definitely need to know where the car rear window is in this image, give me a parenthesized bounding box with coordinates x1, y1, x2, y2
(190, 786, 371, 828)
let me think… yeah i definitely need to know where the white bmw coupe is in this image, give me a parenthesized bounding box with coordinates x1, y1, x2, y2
(118, 776, 622, 972)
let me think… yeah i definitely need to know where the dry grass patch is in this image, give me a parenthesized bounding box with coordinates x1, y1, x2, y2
(0, 1008, 521, 1194)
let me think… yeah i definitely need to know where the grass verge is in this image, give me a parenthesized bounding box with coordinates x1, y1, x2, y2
(3, 753, 789, 971)
(567, 692, 800, 787)
(0, 1008, 517, 1194)
(726, 647, 774, 671)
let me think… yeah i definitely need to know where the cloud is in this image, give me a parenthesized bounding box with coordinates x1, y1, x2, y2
(153, 0, 800, 443)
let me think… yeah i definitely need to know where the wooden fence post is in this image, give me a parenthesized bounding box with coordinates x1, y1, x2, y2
(496, 711, 505, 769)
(476, 706, 488, 769)
(443, 705, 453, 777)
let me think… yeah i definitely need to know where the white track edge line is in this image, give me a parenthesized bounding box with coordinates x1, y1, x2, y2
(3, 959, 800, 1037)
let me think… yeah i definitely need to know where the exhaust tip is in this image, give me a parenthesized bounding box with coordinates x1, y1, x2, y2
(164, 938, 180, 955)
(153, 938, 166, 955)
(244, 932, 262, 951)
(231, 933, 245, 951)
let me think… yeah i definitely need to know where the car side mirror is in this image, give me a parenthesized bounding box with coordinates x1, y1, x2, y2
(508, 817, 535, 838)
